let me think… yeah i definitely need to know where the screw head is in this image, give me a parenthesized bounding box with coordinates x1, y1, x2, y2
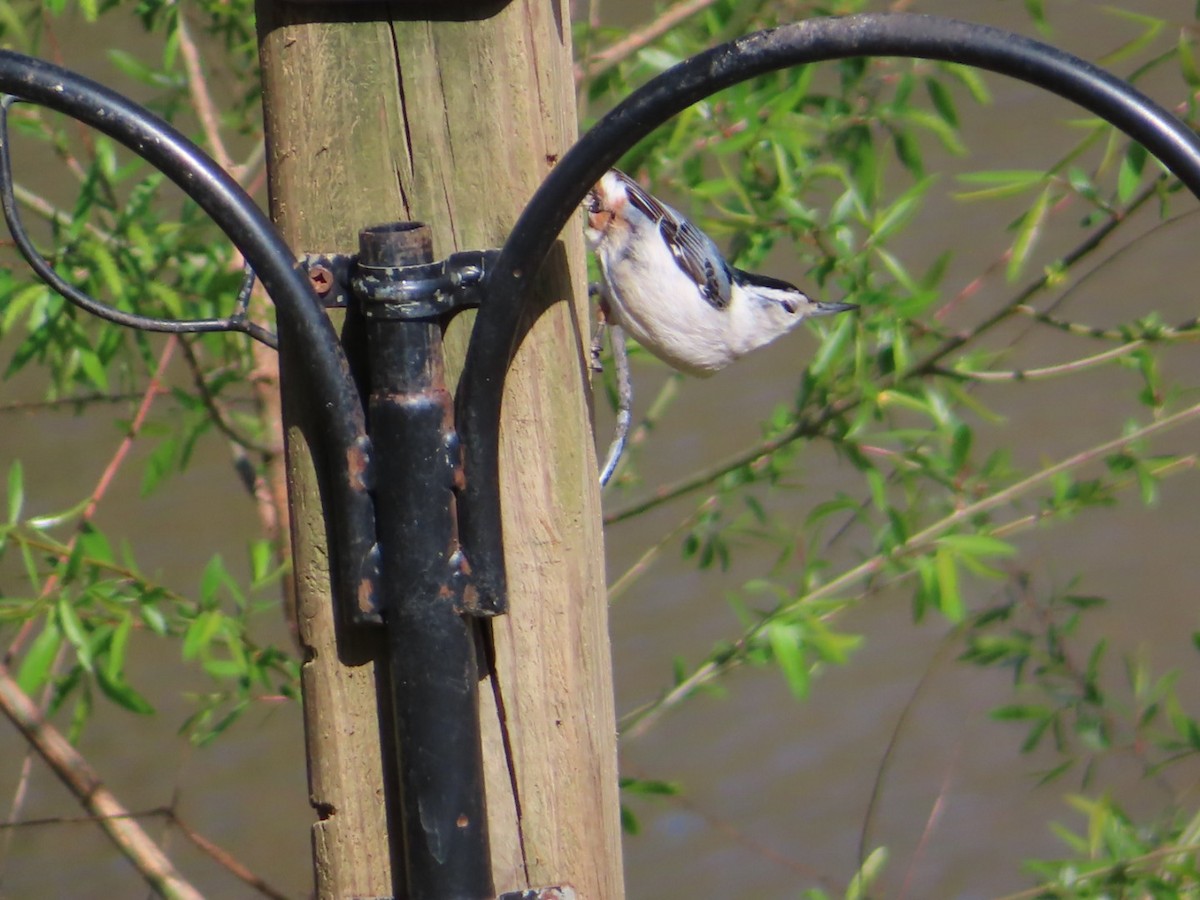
(308, 265, 333, 297)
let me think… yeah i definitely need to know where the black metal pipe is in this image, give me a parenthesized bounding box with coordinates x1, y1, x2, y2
(456, 11, 1200, 611)
(360, 223, 493, 900)
(0, 50, 378, 619)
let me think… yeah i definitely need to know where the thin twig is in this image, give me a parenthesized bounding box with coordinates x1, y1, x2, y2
(0, 339, 177, 885)
(177, 336, 274, 455)
(993, 838, 1200, 900)
(0, 391, 145, 413)
(4, 336, 177, 666)
(608, 497, 716, 602)
(0, 661, 203, 900)
(620, 399, 1200, 738)
(937, 341, 1146, 382)
(175, 9, 234, 177)
(576, 0, 723, 84)
(166, 809, 293, 900)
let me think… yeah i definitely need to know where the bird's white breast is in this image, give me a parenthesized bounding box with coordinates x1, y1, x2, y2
(598, 230, 737, 376)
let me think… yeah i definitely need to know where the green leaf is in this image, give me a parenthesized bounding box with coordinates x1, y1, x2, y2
(1117, 142, 1148, 204)
(107, 49, 162, 85)
(1007, 185, 1052, 282)
(202, 658, 246, 679)
(57, 597, 93, 673)
(105, 613, 134, 683)
(636, 47, 681, 72)
(7, 459, 22, 524)
(1024, 0, 1051, 35)
(808, 309, 855, 378)
(954, 168, 1045, 202)
(78, 525, 115, 566)
(84, 241, 125, 303)
(870, 175, 935, 244)
(140, 438, 178, 497)
(934, 547, 963, 623)
(16, 620, 62, 695)
(924, 77, 958, 128)
(200, 555, 227, 608)
(892, 129, 923, 178)
(77, 348, 109, 392)
(95, 667, 154, 715)
(141, 602, 168, 637)
(1098, 8, 1164, 66)
(846, 846, 888, 900)
(619, 805, 640, 835)
(183, 610, 224, 660)
(991, 704, 1053, 721)
(767, 623, 809, 699)
(1179, 32, 1200, 88)
(619, 777, 680, 796)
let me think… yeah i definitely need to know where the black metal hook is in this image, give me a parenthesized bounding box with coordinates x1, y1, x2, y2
(0, 96, 279, 349)
(0, 49, 380, 620)
(455, 10, 1200, 614)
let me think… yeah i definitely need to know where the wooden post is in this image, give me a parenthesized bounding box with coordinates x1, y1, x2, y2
(254, 2, 624, 896)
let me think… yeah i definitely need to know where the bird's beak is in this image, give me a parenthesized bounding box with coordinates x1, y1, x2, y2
(587, 208, 614, 233)
(812, 300, 858, 317)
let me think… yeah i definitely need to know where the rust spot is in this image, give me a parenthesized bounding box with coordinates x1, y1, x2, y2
(308, 265, 333, 297)
(346, 442, 369, 491)
(461, 584, 480, 611)
(456, 813, 469, 828)
(359, 577, 375, 614)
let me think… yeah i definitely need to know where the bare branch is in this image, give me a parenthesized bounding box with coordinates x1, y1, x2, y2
(0, 661, 203, 900)
(576, 0, 722, 84)
(176, 10, 236, 178)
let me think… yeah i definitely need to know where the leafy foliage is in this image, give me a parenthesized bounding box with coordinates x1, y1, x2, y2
(0, 0, 285, 750)
(581, 0, 1200, 896)
(0, 0, 1198, 897)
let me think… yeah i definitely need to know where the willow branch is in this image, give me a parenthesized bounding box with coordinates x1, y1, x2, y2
(620, 399, 1200, 738)
(175, 10, 234, 177)
(576, 0, 723, 84)
(4, 336, 176, 666)
(0, 662, 203, 900)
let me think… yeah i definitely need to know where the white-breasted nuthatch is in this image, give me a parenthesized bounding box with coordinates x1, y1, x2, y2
(584, 168, 856, 484)
(585, 168, 856, 377)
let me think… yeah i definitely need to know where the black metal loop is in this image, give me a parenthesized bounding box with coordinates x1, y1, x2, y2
(455, 12, 1200, 610)
(0, 50, 379, 619)
(0, 98, 279, 349)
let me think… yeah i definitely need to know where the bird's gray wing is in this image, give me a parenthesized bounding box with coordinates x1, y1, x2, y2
(614, 171, 732, 310)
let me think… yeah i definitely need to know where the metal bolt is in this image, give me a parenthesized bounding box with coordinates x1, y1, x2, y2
(308, 265, 333, 297)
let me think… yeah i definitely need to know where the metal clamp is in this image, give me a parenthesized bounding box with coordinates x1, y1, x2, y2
(300, 248, 499, 320)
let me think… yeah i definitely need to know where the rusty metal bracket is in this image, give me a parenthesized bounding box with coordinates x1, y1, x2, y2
(299, 244, 501, 626)
(300, 248, 498, 319)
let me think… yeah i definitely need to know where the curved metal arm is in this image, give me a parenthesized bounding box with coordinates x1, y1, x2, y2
(456, 12, 1200, 609)
(0, 98, 278, 349)
(0, 50, 378, 617)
